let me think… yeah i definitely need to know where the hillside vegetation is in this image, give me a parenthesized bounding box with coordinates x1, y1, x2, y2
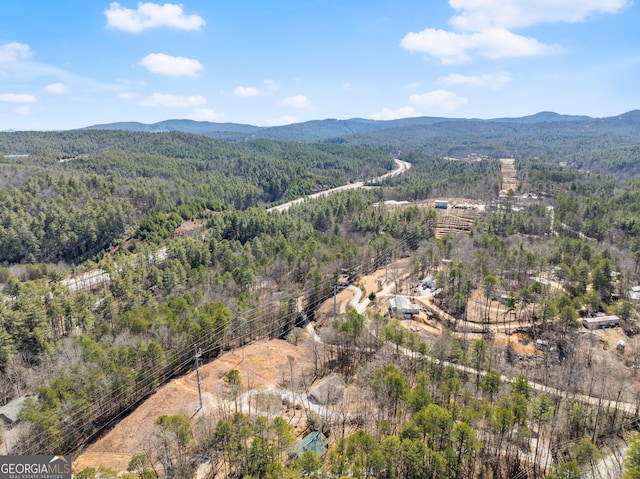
(0, 130, 392, 264)
(84, 111, 640, 177)
(2, 124, 640, 478)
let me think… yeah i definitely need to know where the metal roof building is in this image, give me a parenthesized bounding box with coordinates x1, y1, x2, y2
(0, 394, 34, 428)
(294, 431, 329, 458)
(389, 296, 421, 318)
(582, 315, 620, 330)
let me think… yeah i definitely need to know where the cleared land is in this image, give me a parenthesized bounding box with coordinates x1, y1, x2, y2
(74, 259, 639, 474)
(500, 158, 518, 194)
(75, 339, 316, 472)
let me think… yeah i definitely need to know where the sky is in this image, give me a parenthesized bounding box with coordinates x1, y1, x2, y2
(0, 0, 639, 130)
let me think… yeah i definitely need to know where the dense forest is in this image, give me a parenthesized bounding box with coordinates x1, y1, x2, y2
(2, 126, 640, 478)
(0, 131, 393, 264)
(85, 110, 640, 177)
(343, 115, 640, 178)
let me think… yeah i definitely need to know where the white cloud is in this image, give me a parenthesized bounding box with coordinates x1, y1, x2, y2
(263, 80, 280, 91)
(342, 82, 353, 90)
(233, 86, 263, 97)
(14, 105, 32, 116)
(448, 0, 630, 31)
(189, 108, 224, 121)
(0, 93, 37, 103)
(401, 28, 559, 64)
(401, 0, 627, 63)
(402, 28, 472, 63)
(104, 2, 205, 33)
(439, 72, 512, 90)
(282, 94, 311, 108)
(43, 83, 69, 94)
(139, 93, 206, 107)
(265, 115, 298, 126)
(140, 53, 203, 77)
(0, 42, 32, 63)
(409, 90, 468, 113)
(370, 106, 420, 121)
(119, 92, 138, 100)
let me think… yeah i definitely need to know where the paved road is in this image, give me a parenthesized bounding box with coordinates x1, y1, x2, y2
(63, 160, 411, 293)
(309, 279, 636, 476)
(268, 159, 411, 213)
(339, 281, 640, 415)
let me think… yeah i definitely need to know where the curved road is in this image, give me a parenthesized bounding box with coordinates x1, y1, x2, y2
(329, 282, 637, 474)
(268, 159, 411, 213)
(332, 282, 640, 416)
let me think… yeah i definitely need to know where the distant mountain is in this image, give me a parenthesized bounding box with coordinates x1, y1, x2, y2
(253, 117, 456, 141)
(84, 119, 260, 135)
(84, 116, 456, 142)
(597, 109, 640, 126)
(83, 110, 640, 143)
(489, 111, 592, 123)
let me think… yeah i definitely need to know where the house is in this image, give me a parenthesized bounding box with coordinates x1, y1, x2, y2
(435, 200, 448, 209)
(630, 286, 640, 301)
(389, 296, 421, 319)
(0, 394, 34, 429)
(294, 431, 329, 458)
(582, 315, 620, 330)
(308, 374, 346, 405)
(531, 277, 550, 288)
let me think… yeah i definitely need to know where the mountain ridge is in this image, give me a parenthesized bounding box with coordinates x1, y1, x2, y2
(80, 110, 640, 142)
(84, 111, 596, 132)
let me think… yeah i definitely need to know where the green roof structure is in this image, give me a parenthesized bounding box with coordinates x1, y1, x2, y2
(294, 431, 329, 458)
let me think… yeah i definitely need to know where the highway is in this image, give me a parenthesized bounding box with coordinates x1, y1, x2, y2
(267, 159, 411, 212)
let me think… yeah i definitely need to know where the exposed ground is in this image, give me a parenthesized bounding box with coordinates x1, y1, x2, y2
(434, 208, 479, 238)
(377, 197, 482, 239)
(75, 265, 400, 473)
(174, 219, 207, 238)
(75, 339, 315, 473)
(69, 149, 638, 473)
(74, 260, 638, 473)
(500, 158, 518, 194)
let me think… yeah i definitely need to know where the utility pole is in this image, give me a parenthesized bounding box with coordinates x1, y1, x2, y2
(385, 253, 390, 284)
(195, 346, 203, 412)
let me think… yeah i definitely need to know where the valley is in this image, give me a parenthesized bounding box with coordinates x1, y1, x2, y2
(1, 115, 640, 478)
(4, 1, 640, 477)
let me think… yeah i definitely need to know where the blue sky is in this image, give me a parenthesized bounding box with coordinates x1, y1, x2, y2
(0, 0, 638, 130)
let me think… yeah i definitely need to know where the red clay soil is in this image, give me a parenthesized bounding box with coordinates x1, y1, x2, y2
(73, 261, 552, 472)
(75, 339, 315, 473)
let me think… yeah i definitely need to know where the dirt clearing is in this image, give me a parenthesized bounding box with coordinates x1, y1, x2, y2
(76, 339, 315, 473)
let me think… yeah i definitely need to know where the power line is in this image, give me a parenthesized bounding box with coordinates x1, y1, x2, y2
(19, 234, 409, 454)
(194, 346, 202, 413)
(18, 211, 548, 454)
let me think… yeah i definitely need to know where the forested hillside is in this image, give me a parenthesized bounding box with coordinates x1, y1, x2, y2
(0, 130, 392, 264)
(83, 111, 595, 142)
(83, 111, 640, 178)
(3, 125, 640, 478)
(344, 111, 640, 177)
